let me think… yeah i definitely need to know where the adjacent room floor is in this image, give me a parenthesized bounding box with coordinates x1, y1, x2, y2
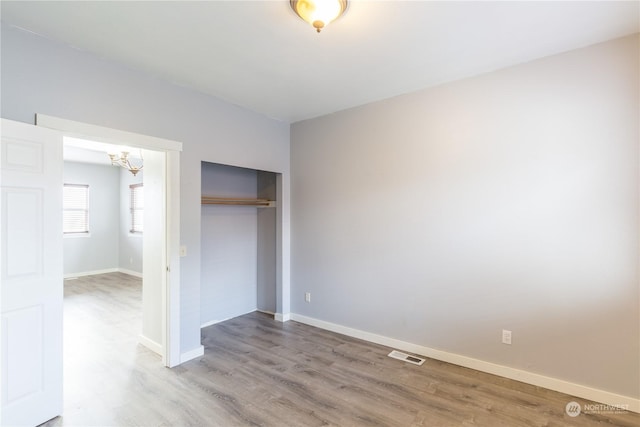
(44, 272, 638, 426)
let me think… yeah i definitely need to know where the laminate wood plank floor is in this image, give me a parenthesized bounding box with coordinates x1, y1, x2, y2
(43, 273, 638, 427)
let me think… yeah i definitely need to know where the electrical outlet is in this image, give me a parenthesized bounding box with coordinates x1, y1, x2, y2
(305, 292, 311, 303)
(502, 329, 512, 345)
(180, 245, 187, 257)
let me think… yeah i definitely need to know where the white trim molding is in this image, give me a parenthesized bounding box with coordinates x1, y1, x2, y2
(180, 345, 204, 364)
(201, 310, 276, 329)
(256, 309, 275, 316)
(138, 334, 163, 356)
(274, 312, 291, 322)
(36, 114, 182, 152)
(200, 319, 221, 329)
(118, 268, 143, 278)
(63, 268, 143, 279)
(64, 268, 118, 279)
(290, 313, 640, 414)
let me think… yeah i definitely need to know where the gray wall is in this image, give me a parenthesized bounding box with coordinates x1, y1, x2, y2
(63, 162, 119, 275)
(1, 24, 290, 355)
(291, 35, 639, 398)
(119, 168, 143, 274)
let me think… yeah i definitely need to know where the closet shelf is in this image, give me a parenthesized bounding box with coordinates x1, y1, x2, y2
(201, 196, 275, 208)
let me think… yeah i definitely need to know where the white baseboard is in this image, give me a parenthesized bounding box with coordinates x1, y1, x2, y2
(201, 308, 259, 329)
(256, 309, 275, 316)
(201, 318, 226, 328)
(63, 267, 142, 279)
(138, 334, 163, 356)
(180, 345, 204, 363)
(290, 313, 640, 414)
(118, 268, 143, 278)
(64, 268, 118, 279)
(274, 312, 291, 322)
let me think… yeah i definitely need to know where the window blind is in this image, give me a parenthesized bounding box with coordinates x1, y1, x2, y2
(130, 183, 144, 233)
(63, 184, 89, 234)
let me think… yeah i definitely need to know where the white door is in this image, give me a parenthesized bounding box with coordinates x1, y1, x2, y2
(1, 119, 63, 426)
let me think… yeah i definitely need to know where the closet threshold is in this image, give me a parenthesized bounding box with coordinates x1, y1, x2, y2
(201, 196, 275, 208)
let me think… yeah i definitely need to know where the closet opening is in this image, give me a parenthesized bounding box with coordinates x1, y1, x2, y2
(200, 162, 278, 326)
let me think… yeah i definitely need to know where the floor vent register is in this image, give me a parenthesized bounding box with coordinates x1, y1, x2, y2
(388, 350, 425, 366)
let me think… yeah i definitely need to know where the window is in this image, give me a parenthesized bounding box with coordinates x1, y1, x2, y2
(130, 183, 144, 233)
(63, 184, 89, 234)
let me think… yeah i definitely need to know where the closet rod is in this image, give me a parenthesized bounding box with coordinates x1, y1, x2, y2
(201, 196, 275, 207)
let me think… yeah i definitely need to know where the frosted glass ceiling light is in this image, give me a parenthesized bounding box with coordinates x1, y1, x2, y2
(290, 0, 348, 33)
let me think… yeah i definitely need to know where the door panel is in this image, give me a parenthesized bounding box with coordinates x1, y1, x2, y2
(3, 188, 43, 278)
(2, 138, 44, 173)
(1, 119, 63, 426)
(4, 305, 43, 402)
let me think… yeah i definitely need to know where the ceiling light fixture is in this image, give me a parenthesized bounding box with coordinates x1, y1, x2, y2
(108, 151, 143, 176)
(290, 0, 348, 33)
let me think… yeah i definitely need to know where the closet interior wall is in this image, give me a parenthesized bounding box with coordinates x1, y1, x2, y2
(257, 170, 277, 313)
(200, 162, 277, 326)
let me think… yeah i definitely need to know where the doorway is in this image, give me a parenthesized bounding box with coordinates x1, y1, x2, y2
(1, 117, 182, 426)
(37, 114, 182, 366)
(62, 139, 144, 280)
(62, 137, 147, 357)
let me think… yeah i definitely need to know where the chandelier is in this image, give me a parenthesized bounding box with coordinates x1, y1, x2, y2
(108, 151, 143, 176)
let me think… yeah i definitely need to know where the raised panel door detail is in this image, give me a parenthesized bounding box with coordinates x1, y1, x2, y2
(2, 188, 43, 279)
(1, 139, 44, 174)
(2, 305, 44, 404)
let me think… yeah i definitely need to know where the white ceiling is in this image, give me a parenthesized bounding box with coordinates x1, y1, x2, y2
(2, 1, 638, 123)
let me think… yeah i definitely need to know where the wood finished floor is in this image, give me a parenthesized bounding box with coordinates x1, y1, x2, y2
(43, 272, 638, 427)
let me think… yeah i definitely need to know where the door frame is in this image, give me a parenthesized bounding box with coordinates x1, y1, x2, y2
(36, 114, 182, 367)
